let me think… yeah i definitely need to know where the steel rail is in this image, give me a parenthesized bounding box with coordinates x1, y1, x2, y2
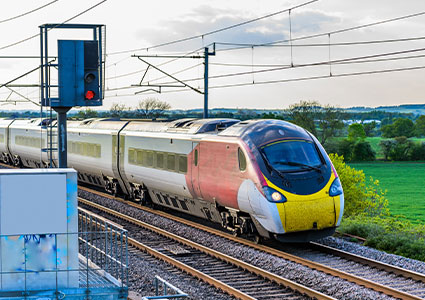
(79, 197, 336, 300)
(309, 242, 425, 283)
(78, 186, 425, 300)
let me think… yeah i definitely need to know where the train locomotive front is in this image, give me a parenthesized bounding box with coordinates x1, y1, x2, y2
(224, 119, 344, 242)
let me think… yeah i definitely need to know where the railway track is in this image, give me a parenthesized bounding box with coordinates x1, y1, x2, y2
(2, 160, 423, 299)
(79, 198, 335, 300)
(80, 186, 425, 300)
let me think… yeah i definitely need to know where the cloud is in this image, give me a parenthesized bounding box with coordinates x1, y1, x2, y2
(135, 6, 340, 51)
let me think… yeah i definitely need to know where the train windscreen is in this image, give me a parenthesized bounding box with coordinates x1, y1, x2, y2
(262, 140, 322, 172)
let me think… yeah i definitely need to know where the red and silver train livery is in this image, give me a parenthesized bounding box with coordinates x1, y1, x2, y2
(0, 118, 344, 242)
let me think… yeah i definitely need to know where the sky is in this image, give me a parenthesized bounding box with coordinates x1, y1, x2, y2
(0, 0, 425, 111)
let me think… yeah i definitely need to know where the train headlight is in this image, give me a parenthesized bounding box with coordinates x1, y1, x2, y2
(329, 177, 343, 196)
(263, 186, 287, 203)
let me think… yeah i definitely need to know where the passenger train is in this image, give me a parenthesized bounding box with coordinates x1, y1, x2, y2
(0, 117, 344, 242)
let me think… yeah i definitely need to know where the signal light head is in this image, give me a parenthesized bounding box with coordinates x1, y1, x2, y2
(84, 73, 96, 83)
(85, 90, 95, 100)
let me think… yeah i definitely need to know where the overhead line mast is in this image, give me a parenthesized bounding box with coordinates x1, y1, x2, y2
(131, 44, 215, 118)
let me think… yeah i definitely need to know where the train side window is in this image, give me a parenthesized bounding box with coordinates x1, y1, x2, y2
(141, 150, 149, 167)
(95, 145, 101, 157)
(87, 144, 94, 157)
(167, 154, 176, 171)
(156, 152, 164, 169)
(136, 150, 143, 165)
(146, 151, 154, 167)
(179, 155, 187, 173)
(128, 148, 135, 164)
(194, 149, 198, 166)
(238, 148, 247, 171)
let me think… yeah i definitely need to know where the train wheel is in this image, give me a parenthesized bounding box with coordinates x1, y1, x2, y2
(253, 235, 262, 245)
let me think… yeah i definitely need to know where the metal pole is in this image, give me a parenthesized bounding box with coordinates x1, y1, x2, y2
(203, 47, 209, 119)
(54, 107, 70, 168)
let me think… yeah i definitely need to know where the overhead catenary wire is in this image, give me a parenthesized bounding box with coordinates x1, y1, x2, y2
(0, 0, 107, 51)
(106, 47, 205, 80)
(214, 10, 425, 52)
(104, 51, 425, 94)
(214, 36, 425, 48)
(120, 46, 425, 87)
(107, 0, 319, 55)
(0, 0, 59, 24)
(104, 64, 425, 99)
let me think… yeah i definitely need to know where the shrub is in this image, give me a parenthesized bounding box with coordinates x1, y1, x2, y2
(329, 154, 388, 217)
(337, 139, 355, 161)
(352, 141, 376, 161)
(339, 215, 425, 261)
(409, 142, 425, 160)
(379, 136, 415, 161)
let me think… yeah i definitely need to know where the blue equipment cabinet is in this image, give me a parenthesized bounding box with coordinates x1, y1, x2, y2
(57, 40, 101, 107)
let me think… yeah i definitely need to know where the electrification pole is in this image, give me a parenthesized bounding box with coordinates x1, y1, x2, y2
(203, 45, 215, 119)
(204, 47, 209, 119)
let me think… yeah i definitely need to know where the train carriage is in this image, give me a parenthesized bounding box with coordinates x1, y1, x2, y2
(8, 119, 51, 168)
(67, 119, 129, 193)
(0, 119, 15, 164)
(0, 117, 344, 243)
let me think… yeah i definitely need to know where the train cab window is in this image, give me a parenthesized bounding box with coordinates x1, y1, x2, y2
(194, 149, 198, 166)
(156, 153, 164, 169)
(238, 148, 247, 171)
(167, 154, 176, 171)
(179, 155, 187, 173)
(262, 140, 321, 172)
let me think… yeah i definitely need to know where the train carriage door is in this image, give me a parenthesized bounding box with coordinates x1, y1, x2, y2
(191, 142, 203, 199)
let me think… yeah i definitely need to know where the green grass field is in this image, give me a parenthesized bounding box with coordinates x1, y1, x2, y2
(349, 162, 425, 223)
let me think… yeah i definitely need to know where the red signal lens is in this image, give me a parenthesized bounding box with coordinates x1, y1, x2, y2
(85, 90, 95, 100)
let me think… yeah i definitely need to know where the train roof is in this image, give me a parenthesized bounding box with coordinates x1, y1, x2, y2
(123, 118, 239, 134)
(218, 119, 312, 146)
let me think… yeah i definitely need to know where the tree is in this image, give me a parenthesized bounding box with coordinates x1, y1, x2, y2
(381, 118, 415, 138)
(287, 100, 319, 136)
(379, 139, 395, 161)
(338, 139, 355, 161)
(317, 105, 344, 145)
(75, 109, 98, 119)
(363, 121, 376, 137)
(415, 115, 425, 137)
(136, 98, 171, 119)
(379, 137, 414, 161)
(287, 100, 343, 144)
(409, 142, 425, 160)
(348, 123, 366, 142)
(352, 141, 375, 161)
(109, 103, 128, 118)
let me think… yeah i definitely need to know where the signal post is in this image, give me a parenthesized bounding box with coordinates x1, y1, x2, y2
(40, 24, 105, 168)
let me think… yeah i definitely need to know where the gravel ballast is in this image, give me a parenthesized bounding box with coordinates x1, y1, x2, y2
(78, 189, 410, 300)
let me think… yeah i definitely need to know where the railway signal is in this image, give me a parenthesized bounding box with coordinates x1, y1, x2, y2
(57, 40, 101, 107)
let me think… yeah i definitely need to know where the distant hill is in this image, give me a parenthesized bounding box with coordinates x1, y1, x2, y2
(345, 104, 425, 115)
